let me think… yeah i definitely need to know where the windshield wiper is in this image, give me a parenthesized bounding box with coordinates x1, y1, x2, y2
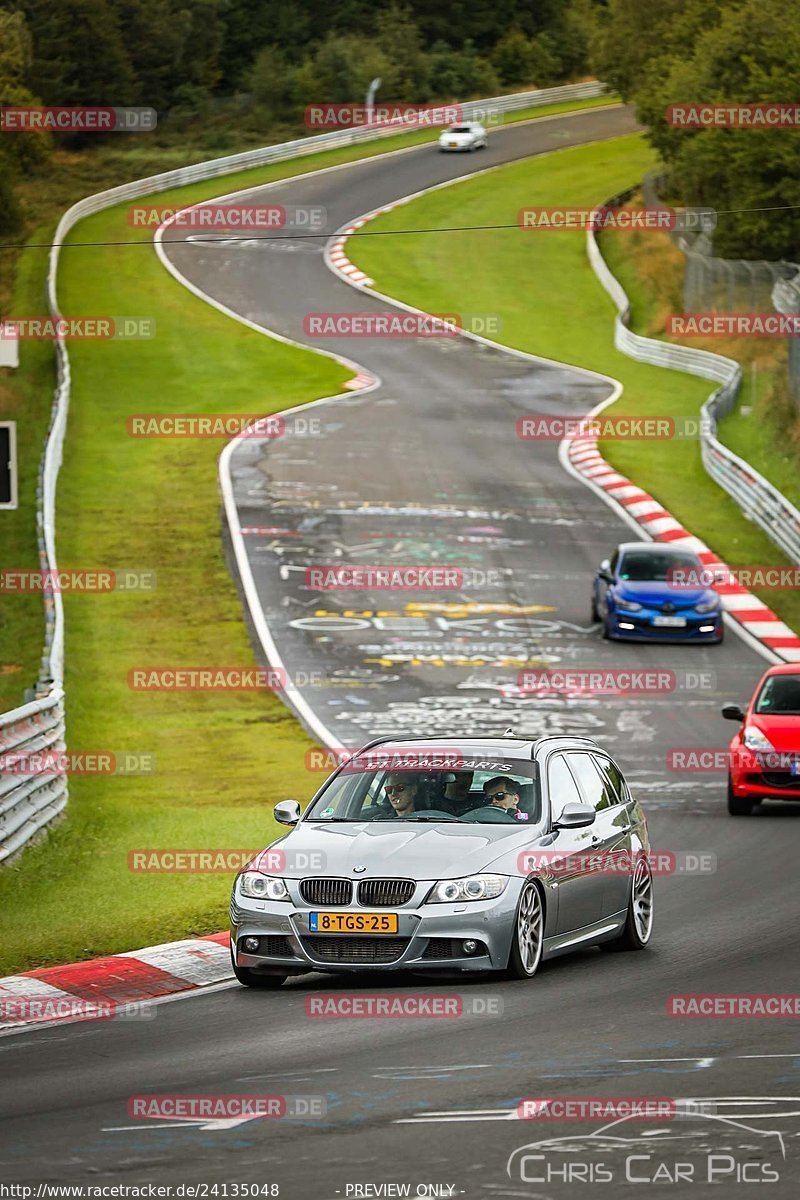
(401, 815, 459, 823)
(305, 817, 363, 823)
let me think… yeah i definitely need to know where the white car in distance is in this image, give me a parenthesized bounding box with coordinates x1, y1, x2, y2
(438, 121, 488, 151)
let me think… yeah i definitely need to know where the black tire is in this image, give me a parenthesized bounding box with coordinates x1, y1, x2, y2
(601, 856, 653, 952)
(231, 950, 287, 989)
(727, 776, 754, 816)
(504, 881, 544, 979)
(601, 614, 611, 639)
(591, 593, 600, 622)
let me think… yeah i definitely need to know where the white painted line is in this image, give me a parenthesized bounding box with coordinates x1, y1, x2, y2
(620, 1057, 716, 1066)
(738, 1053, 800, 1059)
(155, 197, 385, 747)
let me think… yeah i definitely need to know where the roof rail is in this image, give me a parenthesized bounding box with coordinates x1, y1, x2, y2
(534, 734, 600, 747)
(350, 733, 537, 751)
(344, 733, 540, 762)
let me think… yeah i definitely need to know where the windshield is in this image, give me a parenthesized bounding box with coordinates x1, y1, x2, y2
(448, 126, 471, 133)
(304, 755, 540, 824)
(755, 674, 800, 715)
(619, 549, 702, 582)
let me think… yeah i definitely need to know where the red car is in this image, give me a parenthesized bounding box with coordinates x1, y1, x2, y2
(722, 664, 800, 815)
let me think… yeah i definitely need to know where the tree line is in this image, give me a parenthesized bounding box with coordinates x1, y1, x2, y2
(1, 0, 798, 259)
(583, 0, 800, 260)
(0, 0, 586, 233)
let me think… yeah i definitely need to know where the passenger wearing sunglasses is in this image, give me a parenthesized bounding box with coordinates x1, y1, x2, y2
(382, 773, 421, 818)
(483, 776, 526, 819)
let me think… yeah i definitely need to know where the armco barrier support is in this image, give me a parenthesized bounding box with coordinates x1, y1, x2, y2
(0, 81, 611, 863)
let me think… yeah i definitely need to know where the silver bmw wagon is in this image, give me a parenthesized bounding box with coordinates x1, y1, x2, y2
(229, 735, 654, 988)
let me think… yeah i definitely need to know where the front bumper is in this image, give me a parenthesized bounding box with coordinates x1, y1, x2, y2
(230, 884, 520, 974)
(731, 771, 800, 801)
(609, 608, 723, 642)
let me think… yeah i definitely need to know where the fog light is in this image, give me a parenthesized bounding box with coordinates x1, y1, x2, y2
(462, 939, 478, 955)
(618, 621, 635, 630)
(243, 937, 260, 952)
(699, 625, 716, 633)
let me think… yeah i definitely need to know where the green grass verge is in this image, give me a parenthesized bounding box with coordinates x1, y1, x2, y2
(716, 379, 799, 511)
(0, 245, 56, 708)
(349, 133, 800, 636)
(0, 92, 621, 976)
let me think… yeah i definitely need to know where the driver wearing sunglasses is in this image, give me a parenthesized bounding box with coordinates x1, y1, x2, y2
(483, 776, 524, 818)
(382, 772, 420, 817)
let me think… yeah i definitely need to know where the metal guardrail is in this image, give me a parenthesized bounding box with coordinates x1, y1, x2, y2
(0, 690, 67, 863)
(772, 271, 800, 408)
(587, 211, 800, 567)
(643, 171, 800, 418)
(641, 172, 799, 315)
(0, 79, 612, 863)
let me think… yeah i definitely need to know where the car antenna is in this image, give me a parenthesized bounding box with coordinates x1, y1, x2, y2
(503, 726, 515, 737)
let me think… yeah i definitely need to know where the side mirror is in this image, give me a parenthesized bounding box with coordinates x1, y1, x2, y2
(721, 703, 745, 722)
(553, 801, 595, 830)
(274, 799, 301, 826)
(598, 558, 614, 583)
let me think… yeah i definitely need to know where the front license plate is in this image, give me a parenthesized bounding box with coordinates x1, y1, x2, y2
(309, 912, 398, 934)
(653, 616, 687, 628)
(448, 142, 458, 147)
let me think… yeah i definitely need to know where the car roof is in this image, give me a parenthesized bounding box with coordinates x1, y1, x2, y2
(616, 542, 696, 555)
(353, 734, 601, 760)
(763, 663, 800, 677)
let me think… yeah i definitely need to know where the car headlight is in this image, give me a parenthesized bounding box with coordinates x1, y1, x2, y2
(238, 873, 290, 901)
(615, 597, 642, 612)
(743, 726, 776, 754)
(695, 597, 720, 613)
(429, 874, 507, 903)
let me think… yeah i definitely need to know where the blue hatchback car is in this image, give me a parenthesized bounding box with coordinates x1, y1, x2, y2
(591, 542, 724, 643)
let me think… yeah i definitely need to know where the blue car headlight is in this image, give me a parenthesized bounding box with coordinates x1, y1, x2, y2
(695, 596, 720, 613)
(429, 874, 508, 902)
(615, 596, 643, 612)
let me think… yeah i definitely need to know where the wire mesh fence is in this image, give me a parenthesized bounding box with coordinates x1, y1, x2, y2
(642, 173, 800, 409)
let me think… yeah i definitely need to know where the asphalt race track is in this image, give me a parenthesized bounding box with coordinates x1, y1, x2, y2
(3, 106, 799, 1198)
